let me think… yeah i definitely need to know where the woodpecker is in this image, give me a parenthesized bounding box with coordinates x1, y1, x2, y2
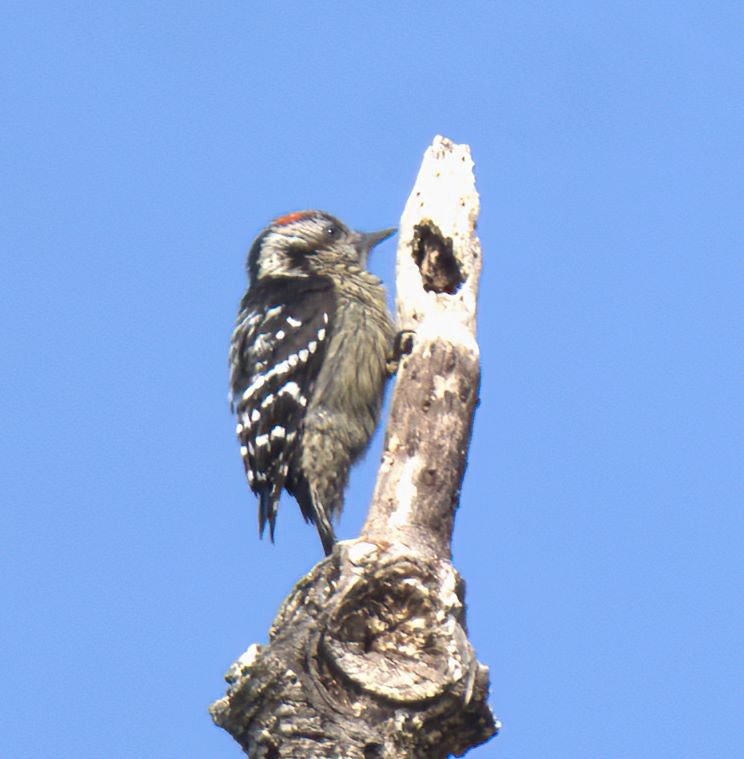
(229, 210, 397, 555)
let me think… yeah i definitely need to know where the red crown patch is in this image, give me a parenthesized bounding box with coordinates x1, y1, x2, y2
(272, 211, 311, 227)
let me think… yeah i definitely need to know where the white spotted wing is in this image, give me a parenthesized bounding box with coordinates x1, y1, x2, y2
(229, 275, 336, 538)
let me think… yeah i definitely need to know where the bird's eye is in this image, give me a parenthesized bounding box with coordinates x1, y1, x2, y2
(325, 224, 340, 238)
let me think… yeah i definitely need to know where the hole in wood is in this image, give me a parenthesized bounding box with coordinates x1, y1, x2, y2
(412, 220, 464, 294)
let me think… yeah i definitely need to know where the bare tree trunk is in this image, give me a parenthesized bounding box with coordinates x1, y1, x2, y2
(210, 136, 498, 758)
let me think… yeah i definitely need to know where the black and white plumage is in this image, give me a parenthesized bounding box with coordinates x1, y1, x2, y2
(229, 210, 396, 555)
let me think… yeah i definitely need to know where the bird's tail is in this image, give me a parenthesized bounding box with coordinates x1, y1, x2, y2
(290, 477, 337, 556)
(312, 496, 336, 556)
(258, 488, 280, 543)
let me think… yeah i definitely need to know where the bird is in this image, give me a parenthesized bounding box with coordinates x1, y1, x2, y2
(229, 210, 397, 555)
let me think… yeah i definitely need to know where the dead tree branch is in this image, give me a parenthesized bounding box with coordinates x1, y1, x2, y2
(210, 136, 497, 758)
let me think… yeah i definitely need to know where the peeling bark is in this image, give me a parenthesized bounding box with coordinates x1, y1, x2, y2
(210, 136, 498, 757)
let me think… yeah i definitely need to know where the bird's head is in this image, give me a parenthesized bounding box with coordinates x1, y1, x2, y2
(247, 210, 396, 282)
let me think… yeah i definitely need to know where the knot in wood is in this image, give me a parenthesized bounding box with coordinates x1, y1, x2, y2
(319, 556, 471, 704)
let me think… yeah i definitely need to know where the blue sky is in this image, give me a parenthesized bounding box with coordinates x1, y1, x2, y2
(2, 2, 742, 757)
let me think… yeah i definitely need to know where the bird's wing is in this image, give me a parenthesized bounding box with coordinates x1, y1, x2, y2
(229, 275, 336, 540)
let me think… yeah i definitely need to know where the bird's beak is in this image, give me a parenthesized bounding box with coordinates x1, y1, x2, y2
(356, 227, 396, 262)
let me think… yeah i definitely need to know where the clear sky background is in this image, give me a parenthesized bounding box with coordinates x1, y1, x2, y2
(2, 2, 742, 757)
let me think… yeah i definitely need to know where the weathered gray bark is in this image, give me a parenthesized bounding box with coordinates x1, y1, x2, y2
(210, 136, 498, 757)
